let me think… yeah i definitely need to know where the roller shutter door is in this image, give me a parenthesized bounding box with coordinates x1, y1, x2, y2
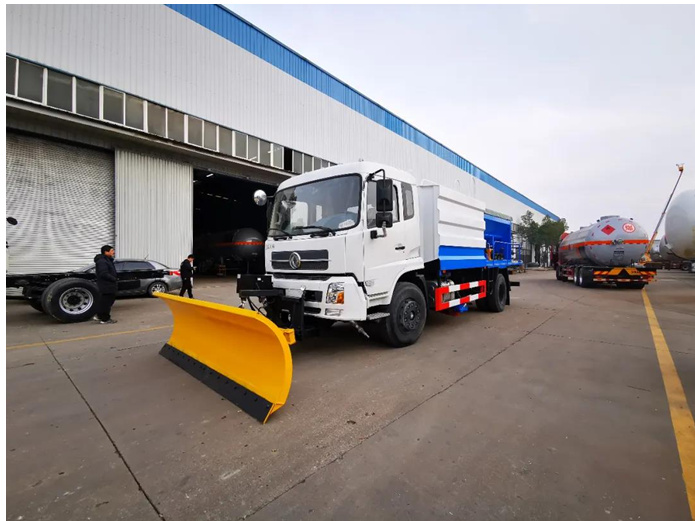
(6, 133, 115, 275)
(115, 150, 192, 269)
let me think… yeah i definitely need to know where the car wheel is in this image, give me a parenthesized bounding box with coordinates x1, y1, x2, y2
(382, 282, 427, 347)
(148, 281, 169, 297)
(41, 278, 99, 323)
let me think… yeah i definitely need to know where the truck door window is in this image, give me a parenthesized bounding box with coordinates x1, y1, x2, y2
(402, 183, 415, 220)
(367, 182, 400, 228)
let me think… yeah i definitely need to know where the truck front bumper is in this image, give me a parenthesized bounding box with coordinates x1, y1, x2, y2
(271, 275, 368, 322)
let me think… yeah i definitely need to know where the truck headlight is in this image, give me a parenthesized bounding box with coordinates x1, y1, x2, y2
(326, 282, 345, 304)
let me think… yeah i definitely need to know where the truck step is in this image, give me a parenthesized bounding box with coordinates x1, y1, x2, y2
(366, 312, 390, 321)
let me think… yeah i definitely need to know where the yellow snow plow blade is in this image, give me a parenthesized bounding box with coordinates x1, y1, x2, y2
(156, 293, 295, 423)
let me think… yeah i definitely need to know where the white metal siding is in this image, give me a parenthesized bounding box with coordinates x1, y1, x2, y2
(6, 133, 115, 274)
(115, 150, 192, 268)
(6, 4, 552, 223)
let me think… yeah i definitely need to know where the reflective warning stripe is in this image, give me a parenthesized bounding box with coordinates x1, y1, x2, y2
(560, 239, 650, 251)
(435, 280, 487, 311)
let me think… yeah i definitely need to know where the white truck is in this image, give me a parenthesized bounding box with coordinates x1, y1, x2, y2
(237, 161, 520, 347)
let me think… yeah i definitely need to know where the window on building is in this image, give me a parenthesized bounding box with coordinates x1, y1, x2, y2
(292, 150, 303, 173)
(76, 78, 99, 118)
(125, 95, 144, 129)
(204, 121, 216, 150)
(103, 87, 124, 124)
(303, 154, 314, 173)
(402, 182, 415, 220)
(259, 139, 271, 166)
(46, 70, 72, 111)
(6, 56, 17, 95)
(219, 127, 234, 155)
(272, 144, 284, 169)
(234, 131, 248, 159)
(188, 116, 203, 146)
(283, 148, 293, 172)
(321, 159, 330, 169)
(167, 109, 184, 141)
(17, 60, 43, 102)
(247, 136, 259, 162)
(147, 102, 166, 136)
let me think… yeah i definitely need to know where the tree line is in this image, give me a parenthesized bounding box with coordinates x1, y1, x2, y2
(515, 211, 568, 265)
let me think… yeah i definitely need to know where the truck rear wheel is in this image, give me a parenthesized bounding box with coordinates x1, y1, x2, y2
(488, 273, 507, 313)
(382, 282, 426, 348)
(578, 268, 593, 288)
(41, 278, 100, 323)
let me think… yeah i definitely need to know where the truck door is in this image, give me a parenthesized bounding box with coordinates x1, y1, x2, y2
(363, 180, 406, 297)
(400, 182, 420, 259)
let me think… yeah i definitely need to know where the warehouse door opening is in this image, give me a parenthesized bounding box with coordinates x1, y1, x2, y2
(193, 170, 276, 276)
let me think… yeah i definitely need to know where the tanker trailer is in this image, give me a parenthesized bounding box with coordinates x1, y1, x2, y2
(556, 215, 655, 288)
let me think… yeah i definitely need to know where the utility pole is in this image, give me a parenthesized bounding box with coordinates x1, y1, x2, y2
(642, 163, 685, 263)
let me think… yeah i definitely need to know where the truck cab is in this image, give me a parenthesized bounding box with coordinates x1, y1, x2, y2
(262, 162, 422, 323)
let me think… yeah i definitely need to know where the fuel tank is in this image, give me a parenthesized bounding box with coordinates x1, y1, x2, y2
(559, 215, 649, 267)
(664, 189, 695, 260)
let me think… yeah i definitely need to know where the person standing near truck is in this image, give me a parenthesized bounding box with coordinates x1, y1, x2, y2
(95, 245, 118, 324)
(179, 254, 194, 298)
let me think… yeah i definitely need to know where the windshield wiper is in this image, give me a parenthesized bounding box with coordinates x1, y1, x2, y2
(268, 227, 292, 239)
(293, 225, 336, 237)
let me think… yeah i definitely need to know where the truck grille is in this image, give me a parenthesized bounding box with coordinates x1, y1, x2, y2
(271, 250, 329, 271)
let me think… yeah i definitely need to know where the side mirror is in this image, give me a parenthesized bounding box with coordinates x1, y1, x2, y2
(6, 217, 18, 226)
(376, 212, 393, 229)
(375, 179, 393, 212)
(253, 190, 267, 206)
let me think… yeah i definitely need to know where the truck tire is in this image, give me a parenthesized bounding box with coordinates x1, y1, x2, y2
(476, 298, 489, 311)
(382, 282, 427, 347)
(488, 273, 507, 313)
(579, 268, 593, 288)
(41, 278, 100, 323)
(574, 268, 581, 286)
(555, 266, 562, 281)
(28, 299, 45, 313)
(628, 282, 646, 289)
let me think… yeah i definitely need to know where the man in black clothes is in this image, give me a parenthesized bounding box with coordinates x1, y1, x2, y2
(179, 254, 194, 298)
(95, 245, 118, 324)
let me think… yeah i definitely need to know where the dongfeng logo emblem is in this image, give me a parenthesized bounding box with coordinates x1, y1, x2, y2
(289, 252, 302, 270)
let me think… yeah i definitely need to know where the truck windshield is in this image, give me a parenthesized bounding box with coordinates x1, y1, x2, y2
(269, 175, 361, 237)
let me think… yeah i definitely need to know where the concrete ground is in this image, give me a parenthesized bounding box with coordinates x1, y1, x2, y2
(6, 270, 695, 521)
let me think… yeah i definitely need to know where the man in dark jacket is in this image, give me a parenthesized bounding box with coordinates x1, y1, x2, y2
(95, 245, 118, 324)
(179, 254, 195, 298)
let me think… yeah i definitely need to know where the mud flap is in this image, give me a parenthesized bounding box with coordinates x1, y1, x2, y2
(156, 294, 295, 423)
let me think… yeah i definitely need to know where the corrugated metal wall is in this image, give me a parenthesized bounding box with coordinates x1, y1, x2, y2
(6, 133, 115, 274)
(115, 150, 192, 268)
(6, 4, 556, 223)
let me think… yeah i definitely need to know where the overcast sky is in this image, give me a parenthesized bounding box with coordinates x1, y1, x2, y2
(229, 4, 694, 232)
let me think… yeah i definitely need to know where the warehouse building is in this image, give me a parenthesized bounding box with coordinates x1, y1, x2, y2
(6, 4, 558, 276)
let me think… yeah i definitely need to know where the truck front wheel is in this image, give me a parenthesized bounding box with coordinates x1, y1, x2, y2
(382, 282, 427, 348)
(41, 278, 100, 323)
